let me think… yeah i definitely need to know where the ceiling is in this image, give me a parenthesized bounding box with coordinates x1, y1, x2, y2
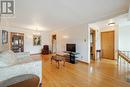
(1, 0, 130, 31)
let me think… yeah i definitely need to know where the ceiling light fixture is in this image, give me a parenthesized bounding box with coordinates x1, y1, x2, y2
(108, 22, 115, 26)
(27, 25, 48, 31)
(63, 35, 69, 39)
(33, 26, 40, 35)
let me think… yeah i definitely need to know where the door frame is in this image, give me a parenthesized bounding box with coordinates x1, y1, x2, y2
(52, 34, 57, 53)
(101, 31, 115, 60)
(90, 29, 96, 60)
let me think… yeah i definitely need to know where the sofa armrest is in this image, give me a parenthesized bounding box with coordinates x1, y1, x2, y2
(15, 52, 30, 59)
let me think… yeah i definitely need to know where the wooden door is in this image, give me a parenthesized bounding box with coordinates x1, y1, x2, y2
(101, 31, 114, 60)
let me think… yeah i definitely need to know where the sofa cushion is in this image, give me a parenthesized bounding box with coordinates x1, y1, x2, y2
(0, 50, 17, 65)
(0, 61, 9, 68)
(14, 52, 30, 59)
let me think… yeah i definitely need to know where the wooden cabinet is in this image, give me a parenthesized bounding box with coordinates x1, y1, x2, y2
(10, 32, 24, 53)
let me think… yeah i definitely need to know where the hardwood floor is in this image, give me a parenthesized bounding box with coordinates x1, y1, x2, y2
(41, 54, 130, 87)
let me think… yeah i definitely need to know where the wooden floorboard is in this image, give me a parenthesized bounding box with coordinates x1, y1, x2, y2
(39, 54, 130, 87)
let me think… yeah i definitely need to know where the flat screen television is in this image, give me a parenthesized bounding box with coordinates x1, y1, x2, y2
(66, 44, 76, 52)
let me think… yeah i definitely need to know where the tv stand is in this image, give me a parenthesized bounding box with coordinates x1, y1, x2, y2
(64, 51, 79, 64)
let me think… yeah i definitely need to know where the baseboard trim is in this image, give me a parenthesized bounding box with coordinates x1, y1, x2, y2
(30, 53, 41, 55)
(77, 60, 89, 64)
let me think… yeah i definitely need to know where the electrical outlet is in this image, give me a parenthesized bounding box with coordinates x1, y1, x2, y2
(81, 56, 83, 58)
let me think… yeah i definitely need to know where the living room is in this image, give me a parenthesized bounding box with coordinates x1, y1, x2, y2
(0, 0, 130, 87)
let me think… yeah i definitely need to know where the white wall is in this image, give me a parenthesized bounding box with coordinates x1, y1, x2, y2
(0, 30, 2, 52)
(117, 13, 130, 51)
(119, 25, 130, 51)
(51, 24, 89, 63)
(0, 27, 50, 54)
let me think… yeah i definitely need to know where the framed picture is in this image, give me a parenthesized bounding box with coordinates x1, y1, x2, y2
(2, 30, 8, 44)
(33, 35, 41, 46)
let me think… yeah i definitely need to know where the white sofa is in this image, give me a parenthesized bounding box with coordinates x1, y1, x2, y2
(0, 50, 42, 82)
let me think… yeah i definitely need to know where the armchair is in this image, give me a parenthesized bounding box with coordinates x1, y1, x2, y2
(42, 45, 50, 55)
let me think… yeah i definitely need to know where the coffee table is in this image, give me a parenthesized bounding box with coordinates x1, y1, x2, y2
(51, 54, 66, 69)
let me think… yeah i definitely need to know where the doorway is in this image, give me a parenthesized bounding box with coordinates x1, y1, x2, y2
(52, 34, 57, 53)
(90, 29, 96, 60)
(101, 31, 115, 60)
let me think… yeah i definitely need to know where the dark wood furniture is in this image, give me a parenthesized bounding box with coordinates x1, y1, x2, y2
(0, 74, 40, 87)
(42, 45, 49, 55)
(10, 32, 24, 53)
(51, 54, 66, 69)
(64, 51, 79, 64)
